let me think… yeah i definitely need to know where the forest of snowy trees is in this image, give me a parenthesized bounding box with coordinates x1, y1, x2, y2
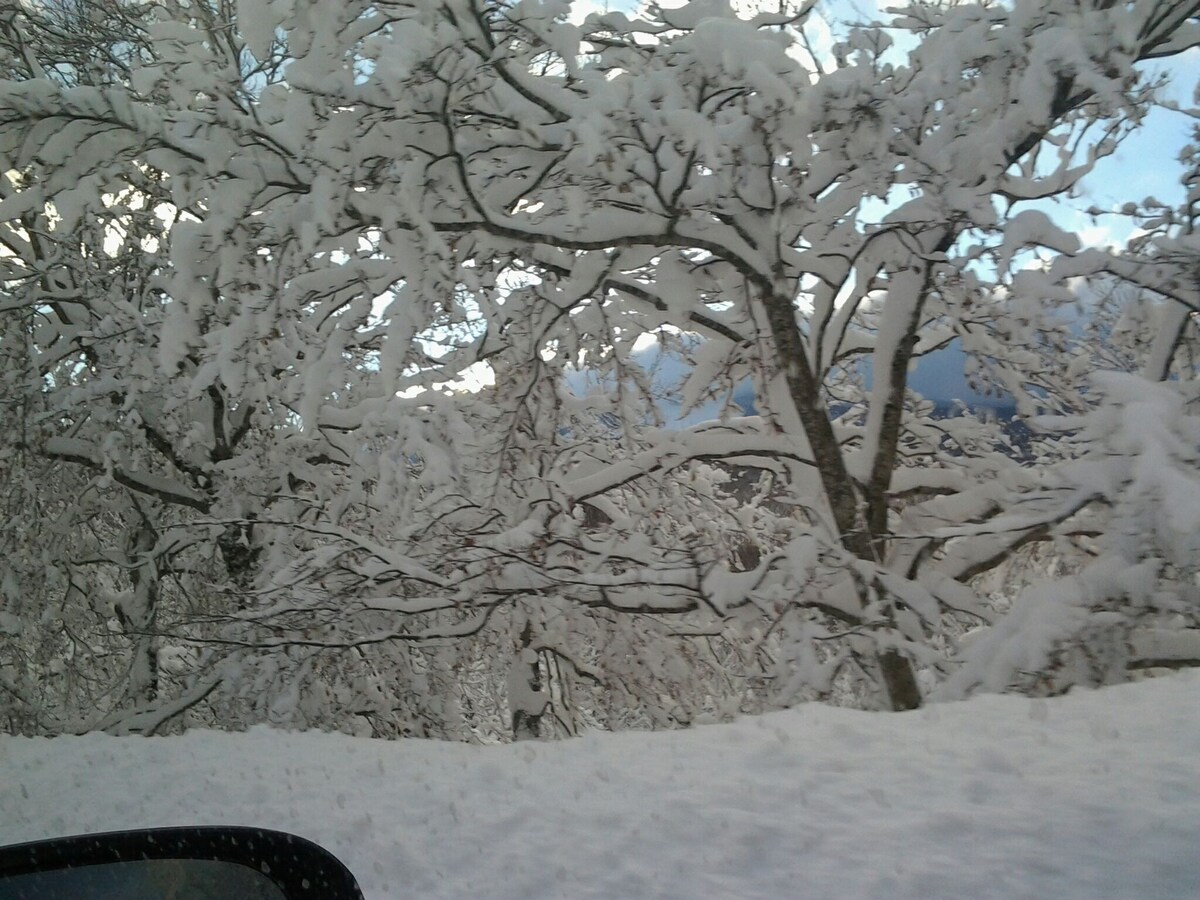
(1, 0, 1198, 741)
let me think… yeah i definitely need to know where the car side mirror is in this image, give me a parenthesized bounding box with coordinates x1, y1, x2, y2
(0, 826, 363, 899)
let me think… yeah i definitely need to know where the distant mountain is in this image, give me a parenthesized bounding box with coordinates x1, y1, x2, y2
(565, 338, 1016, 426)
(900, 339, 1017, 417)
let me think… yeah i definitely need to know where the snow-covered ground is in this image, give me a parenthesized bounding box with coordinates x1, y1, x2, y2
(2, 674, 1197, 899)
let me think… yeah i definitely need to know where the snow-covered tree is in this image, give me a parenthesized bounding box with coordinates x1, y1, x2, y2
(936, 124, 1200, 699)
(0, 0, 320, 733)
(3, 0, 1198, 737)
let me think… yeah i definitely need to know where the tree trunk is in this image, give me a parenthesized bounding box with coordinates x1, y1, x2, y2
(761, 290, 924, 711)
(117, 518, 159, 705)
(510, 619, 546, 741)
(878, 649, 922, 711)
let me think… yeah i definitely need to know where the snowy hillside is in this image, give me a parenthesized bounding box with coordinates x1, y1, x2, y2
(3, 674, 1196, 899)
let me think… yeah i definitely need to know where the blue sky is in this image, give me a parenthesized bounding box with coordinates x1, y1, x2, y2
(1084, 54, 1199, 210)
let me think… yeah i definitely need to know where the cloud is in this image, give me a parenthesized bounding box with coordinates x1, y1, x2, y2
(1077, 224, 1121, 250)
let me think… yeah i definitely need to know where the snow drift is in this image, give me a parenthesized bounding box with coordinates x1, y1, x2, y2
(2, 674, 1197, 899)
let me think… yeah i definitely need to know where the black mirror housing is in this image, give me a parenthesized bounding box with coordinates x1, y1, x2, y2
(0, 826, 364, 899)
